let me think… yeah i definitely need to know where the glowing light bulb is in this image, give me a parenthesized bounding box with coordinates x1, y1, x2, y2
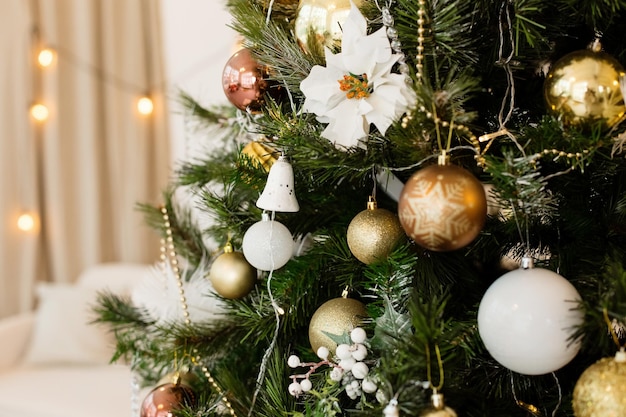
(30, 103, 49, 122)
(37, 48, 55, 67)
(137, 96, 154, 115)
(17, 213, 37, 232)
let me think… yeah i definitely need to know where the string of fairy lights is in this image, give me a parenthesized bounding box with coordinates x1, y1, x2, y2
(17, 3, 161, 235)
(17, 47, 156, 235)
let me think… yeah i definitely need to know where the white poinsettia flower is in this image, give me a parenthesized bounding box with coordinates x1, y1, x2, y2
(300, 2, 416, 149)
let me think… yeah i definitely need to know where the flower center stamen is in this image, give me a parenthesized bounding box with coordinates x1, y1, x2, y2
(338, 73, 371, 99)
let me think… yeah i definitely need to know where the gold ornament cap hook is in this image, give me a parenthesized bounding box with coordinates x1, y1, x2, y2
(590, 36, 602, 53)
(437, 150, 449, 166)
(341, 286, 349, 298)
(367, 195, 378, 210)
(520, 256, 534, 270)
(223, 241, 233, 253)
(431, 389, 445, 410)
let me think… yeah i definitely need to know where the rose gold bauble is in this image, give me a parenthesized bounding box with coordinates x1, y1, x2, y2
(347, 197, 405, 264)
(209, 243, 257, 299)
(308, 296, 367, 354)
(222, 48, 270, 111)
(398, 161, 487, 252)
(140, 381, 196, 417)
(572, 352, 626, 417)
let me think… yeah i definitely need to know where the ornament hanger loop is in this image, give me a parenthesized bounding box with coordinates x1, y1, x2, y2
(425, 343, 444, 391)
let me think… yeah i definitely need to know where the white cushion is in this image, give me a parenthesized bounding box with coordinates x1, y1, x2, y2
(0, 365, 134, 417)
(77, 262, 153, 294)
(23, 283, 115, 366)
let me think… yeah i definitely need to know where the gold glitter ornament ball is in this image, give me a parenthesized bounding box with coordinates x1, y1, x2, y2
(544, 45, 626, 128)
(421, 408, 458, 417)
(420, 392, 457, 417)
(209, 243, 257, 299)
(347, 197, 405, 265)
(294, 0, 362, 51)
(398, 161, 487, 252)
(308, 297, 367, 354)
(572, 353, 626, 417)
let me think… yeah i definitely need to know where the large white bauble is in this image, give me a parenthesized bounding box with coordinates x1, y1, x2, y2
(242, 218, 294, 271)
(477, 266, 583, 375)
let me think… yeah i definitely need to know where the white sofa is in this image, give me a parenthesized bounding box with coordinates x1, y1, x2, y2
(0, 263, 152, 417)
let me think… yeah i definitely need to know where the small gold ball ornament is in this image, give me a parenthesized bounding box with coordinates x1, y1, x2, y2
(294, 0, 362, 51)
(572, 350, 626, 417)
(308, 295, 367, 354)
(347, 196, 405, 264)
(420, 391, 457, 417)
(209, 242, 257, 299)
(398, 154, 487, 252)
(544, 40, 626, 128)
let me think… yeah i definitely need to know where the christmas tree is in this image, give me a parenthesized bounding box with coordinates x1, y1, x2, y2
(96, 0, 626, 416)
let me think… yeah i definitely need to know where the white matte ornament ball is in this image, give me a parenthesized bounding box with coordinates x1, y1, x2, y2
(351, 327, 367, 344)
(242, 217, 294, 271)
(336, 344, 352, 360)
(362, 377, 377, 393)
(317, 346, 330, 360)
(477, 265, 584, 375)
(352, 344, 367, 361)
(287, 355, 301, 368)
(330, 367, 344, 381)
(288, 381, 303, 396)
(352, 362, 369, 379)
(300, 379, 313, 392)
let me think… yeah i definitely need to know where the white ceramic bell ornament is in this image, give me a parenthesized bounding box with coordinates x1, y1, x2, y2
(256, 155, 299, 212)
(477, 257, 584, 375)
(242, 212, 294, 271)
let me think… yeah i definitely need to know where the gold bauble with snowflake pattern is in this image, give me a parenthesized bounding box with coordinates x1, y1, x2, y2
(398, 158, 487, 252)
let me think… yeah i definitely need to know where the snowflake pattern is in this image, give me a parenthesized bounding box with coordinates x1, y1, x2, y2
(399, 165, 485, 251)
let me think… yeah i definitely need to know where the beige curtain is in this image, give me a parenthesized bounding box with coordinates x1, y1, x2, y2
(0, 0, 170, 317)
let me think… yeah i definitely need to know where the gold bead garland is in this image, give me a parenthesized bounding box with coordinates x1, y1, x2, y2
(159, 206, 237, 417)
(415, 0, 425, 82)
(159, 206, 190, 325)
(193, 355, 237, 417)
(401, 100, 595, 172)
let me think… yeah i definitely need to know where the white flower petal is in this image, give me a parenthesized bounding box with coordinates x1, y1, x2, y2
(365, 81, 415, 134)
(340, 2, 368, 55)
(321, 100, 369, 148)
(300, 65, 345, 115)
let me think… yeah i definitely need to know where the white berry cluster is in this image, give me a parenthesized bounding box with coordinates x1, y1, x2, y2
(287, 327, 378, 400)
